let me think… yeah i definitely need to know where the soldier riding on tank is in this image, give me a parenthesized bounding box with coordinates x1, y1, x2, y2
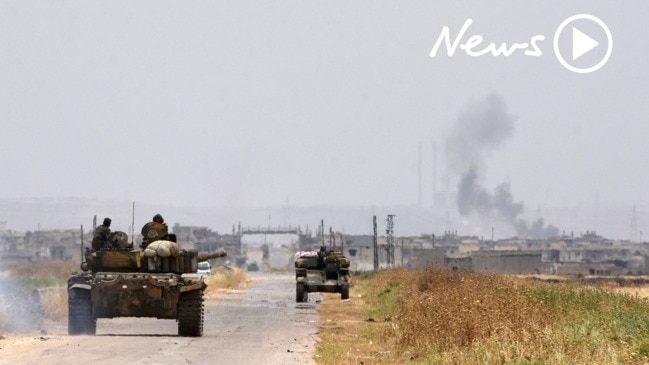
(141, 214, 169, 248)
(92, 217, 113, 250)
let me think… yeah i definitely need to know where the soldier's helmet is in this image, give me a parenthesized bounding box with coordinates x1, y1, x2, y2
(103, 217, 112, 227)
(153, 214, 164, 223)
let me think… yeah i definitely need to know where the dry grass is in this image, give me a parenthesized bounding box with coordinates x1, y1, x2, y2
(395, 269, 551, 357)
(8, 260, 78, 278)
(7, 260, 78, 292)
(317, 268, 649, 365)
(204, 266, 251, 294)
(39, 286, 68, 322)
(317, 290, 395, 365)
(613, 286, 649, 299)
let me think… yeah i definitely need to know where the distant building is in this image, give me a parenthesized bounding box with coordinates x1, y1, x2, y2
(471, 250, 542, 274)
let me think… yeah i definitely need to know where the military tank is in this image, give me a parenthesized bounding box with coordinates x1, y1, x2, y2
(67, 234, 226, 337)
(294, 247, 350, 303)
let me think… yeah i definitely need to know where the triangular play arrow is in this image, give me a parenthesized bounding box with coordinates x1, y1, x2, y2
(572, 27, 599, 61)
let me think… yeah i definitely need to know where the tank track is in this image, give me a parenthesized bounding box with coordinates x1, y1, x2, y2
(296, 282, 308, 303)
(68, 289, 96, 335)
(177, 289, 204, 337)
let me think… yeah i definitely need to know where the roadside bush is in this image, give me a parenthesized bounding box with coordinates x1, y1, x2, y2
(204, 266, 251, 293)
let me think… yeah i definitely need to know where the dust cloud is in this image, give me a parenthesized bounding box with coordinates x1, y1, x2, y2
(0, 276, 44, 334)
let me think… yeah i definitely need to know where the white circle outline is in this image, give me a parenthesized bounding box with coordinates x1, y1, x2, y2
(553, 14, 613, 74)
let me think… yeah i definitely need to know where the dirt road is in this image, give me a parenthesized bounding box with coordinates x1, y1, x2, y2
(0, 272, 320, 365)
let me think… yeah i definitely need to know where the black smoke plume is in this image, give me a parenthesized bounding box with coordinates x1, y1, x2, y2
(450, 94, 559, 239)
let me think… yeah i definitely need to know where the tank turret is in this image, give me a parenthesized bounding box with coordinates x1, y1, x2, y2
(81, 239, 227, 275)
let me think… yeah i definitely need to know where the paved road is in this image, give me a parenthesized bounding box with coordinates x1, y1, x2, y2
(0, 272, 320, 365)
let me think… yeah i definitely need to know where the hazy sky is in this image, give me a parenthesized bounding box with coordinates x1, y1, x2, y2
(1, 1, 647, 218)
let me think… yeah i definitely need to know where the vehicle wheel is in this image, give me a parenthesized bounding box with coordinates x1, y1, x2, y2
(340, 284, 350, 300)
(296, 283, 306, 303)
(68, 289, 96, 335)
(178, 290, 204, 337)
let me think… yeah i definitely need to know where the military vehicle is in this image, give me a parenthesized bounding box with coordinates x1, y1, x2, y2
(294, 247, 350, 302)
(67, 235, 226, 337)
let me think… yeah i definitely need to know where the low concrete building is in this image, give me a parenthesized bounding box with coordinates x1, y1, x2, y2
(472, 250, 542, 274)
(407, 248, 446, 269)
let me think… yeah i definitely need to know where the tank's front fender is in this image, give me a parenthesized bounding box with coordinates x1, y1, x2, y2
(179, 282, 206, 293)
(69, 283, 92, 290)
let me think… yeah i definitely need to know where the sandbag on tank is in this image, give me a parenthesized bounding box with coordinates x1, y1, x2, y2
(143, 240, 181, 258)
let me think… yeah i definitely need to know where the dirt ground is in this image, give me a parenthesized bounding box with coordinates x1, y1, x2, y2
(0, 272, 321, 365)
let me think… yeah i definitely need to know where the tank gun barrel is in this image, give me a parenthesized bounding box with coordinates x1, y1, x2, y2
(197, 251, 227, 262)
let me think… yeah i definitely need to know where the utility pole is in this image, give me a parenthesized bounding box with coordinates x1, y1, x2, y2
(373, 216, 378, 270)
(631, 204, 639, 242)
(432, 141, 437, 209)
(131, 201, 135, 244)
(418, 141, 422, 207)
(386, 214, 396, 267)
(80, 225, 85, 266)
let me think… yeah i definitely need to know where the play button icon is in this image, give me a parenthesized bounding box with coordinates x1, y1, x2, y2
(554, 14, 613, 74)
(572, 27, 599, 61)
